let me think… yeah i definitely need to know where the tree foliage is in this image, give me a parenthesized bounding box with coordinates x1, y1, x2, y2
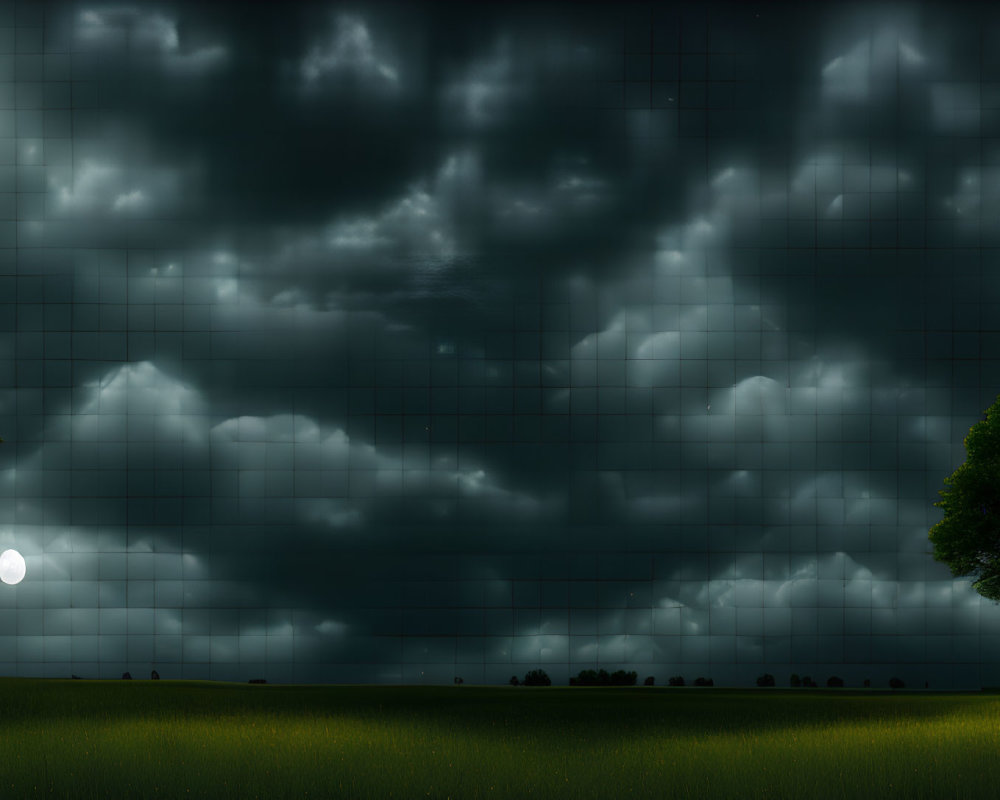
(569, 669, 637, 686)
(522, 669, 551, 686)
(930, 397, 1000, 601)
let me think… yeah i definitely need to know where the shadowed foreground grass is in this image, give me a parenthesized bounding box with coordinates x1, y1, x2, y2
(0, 680, 998, 798)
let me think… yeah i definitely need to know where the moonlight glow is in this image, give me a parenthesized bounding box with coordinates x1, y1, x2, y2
(0, 550, 25, 585)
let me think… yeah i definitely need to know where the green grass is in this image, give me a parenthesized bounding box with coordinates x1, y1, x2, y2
(0, 680, 998, 798)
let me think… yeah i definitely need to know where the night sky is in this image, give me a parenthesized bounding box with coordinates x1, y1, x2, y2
(1, 0, 999, 687)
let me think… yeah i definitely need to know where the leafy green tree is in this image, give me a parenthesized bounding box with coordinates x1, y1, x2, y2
(930, 397, 1000, 601)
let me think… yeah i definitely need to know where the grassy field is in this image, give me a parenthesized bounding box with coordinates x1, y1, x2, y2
(0, 680, 998, 798)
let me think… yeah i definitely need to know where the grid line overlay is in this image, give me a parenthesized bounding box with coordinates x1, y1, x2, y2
(0, 1, 996, 688)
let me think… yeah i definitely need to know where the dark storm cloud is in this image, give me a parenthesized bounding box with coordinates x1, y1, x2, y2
(736, 2, 1000, 384)
(54, 4, 676, 263)
(71, 6, 229, 72)
(298, 11, 403, 90)
(46, 132, 200, 220)
(0, 355, 564, 649)
(8, 0, 1000, 685)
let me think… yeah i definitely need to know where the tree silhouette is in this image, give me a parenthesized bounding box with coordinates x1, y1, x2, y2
(570, 669, 638, 687)
(522, 669, 551, 686)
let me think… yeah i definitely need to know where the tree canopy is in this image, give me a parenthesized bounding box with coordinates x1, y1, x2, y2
(930, 396, 1000, 601)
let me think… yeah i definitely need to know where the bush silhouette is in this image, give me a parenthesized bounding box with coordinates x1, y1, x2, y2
(523, 669, 551, 687)
(756, 673, 775, 687)
(889, 676, 905, 689)
(790, 673, 801, 687)
(509, 675, 520, 686)
(668, 675, 685, 687)
(800, 675, 816, 688)
(693, 677, 714, 687)
(644, 676, 655, 686)
(826, 676, 844, 688)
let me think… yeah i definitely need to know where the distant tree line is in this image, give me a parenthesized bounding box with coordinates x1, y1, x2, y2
(569, 669, 638, 686)
(506, 670, 909, 689)
(510, 669, 552, 686)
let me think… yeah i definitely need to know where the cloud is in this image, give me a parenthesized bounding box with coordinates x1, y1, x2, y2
(165, 44, 228, 75)
(326, 182, 454, 257)
(10, 1, 1000, 686)
(0, 357, 564, 673)
(77, 7, 175, 49)
(110, 188, 147, 212)
(80, 361, 201, 412)
(301, 13, 399, 88)
(557, 153, 953, 547)
(74, 361, 207, 445)
(275, 151, 476, 273)
(443, 39, 518, 125)
(14, 356, 558, 543)
(240, 147, 622, 319)
(437, 27, 612, 133)
(75, 6, 228, 74)
(940, 163, 1000, 235)
(232, 152, 492, 313)
(210, 412, 558, 531)
(937, 82, 983, 133)
(315, 619, 349, 636)
(491, 161, 611, 237)
(49, 156, 191, 219)
(654, 551, 937, 613)
(821, 27, 926, 103)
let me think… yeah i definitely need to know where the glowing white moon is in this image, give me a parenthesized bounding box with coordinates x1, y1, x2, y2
(0, 549, 25, 585)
